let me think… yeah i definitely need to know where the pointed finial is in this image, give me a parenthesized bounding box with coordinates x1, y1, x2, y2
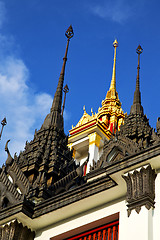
(91, 108, 94, 116)
(65, 25, 74, 39)
(113, 39, 118, 48)
(136, 44, 143, 54)
(110, 39, 118, 91)
(130, 44, 143, 114)
(1, 117, 7, 126)
(0, 117, 7, 140)
(60, 26, 74, 76)
(83, 105, 86, 112)
(136, 45, 143, 92)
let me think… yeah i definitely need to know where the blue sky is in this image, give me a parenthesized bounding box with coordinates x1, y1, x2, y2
(0, 0, 159, 165)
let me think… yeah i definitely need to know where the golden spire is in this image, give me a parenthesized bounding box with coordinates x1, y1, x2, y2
(110, 39, 118, 91)
(97, 39, 124, 134)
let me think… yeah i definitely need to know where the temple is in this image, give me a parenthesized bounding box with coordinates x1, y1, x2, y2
(0, 26, 160, 240)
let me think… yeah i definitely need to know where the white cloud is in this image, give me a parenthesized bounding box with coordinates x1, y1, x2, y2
(89, 0, 135, 24)
(0, 1, 69, 166)
(0, 1, 54, 166)
(0, 56, 53, 166)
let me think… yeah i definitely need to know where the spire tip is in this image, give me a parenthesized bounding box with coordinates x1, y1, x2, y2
(136, 44, 143, 54)
(65, 25, 74, 39)
(113, 39, 118, 48)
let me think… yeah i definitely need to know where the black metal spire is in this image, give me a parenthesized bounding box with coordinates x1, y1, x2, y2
(51, 26, 73, 114)
(42, 26, 74, 129)
(130, 45, 144, 115)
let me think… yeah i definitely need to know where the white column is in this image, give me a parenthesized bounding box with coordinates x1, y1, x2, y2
(153, 171, 160, 240)
(87, 132, 101, 173)
(119, 203, 153, 240)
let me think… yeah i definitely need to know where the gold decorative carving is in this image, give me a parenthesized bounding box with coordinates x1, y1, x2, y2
(74, 106, 96, 128)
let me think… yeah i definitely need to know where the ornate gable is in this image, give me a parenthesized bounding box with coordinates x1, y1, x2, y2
(91, 134, 139, 170)
(74, 106, 96, 128)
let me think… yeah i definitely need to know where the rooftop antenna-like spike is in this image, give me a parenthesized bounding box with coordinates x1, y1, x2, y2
(135, 44, 143, 104)
(51, 25, 74, 115)
(49, 26, 74, 129)
(110, 39, 118, 91)
(130, 44, 144, 114)
(0, 117, 7, 140)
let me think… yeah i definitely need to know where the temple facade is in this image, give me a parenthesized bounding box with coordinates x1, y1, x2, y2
(0, 26, 160, 240)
